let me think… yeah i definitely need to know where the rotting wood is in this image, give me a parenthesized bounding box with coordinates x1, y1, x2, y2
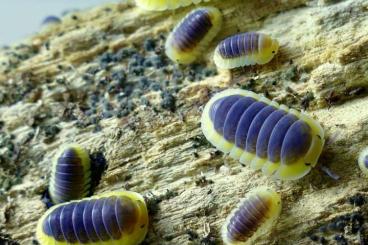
(0, 0, 368, 244)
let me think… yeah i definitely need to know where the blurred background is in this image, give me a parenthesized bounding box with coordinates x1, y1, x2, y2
(0, 0, 120, 46)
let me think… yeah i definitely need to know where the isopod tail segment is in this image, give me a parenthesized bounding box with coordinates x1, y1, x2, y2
(358, 147, 368, 176)
(221, 187, 281, 245)
(36, 191, 149, 245)
(165, 7, 222, 64)
(213, 32, 279, 69)
(201, 89, 325, 180)
(135, 0, 211, 11)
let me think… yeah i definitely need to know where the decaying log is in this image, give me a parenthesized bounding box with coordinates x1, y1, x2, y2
(1, 0, 368, 244)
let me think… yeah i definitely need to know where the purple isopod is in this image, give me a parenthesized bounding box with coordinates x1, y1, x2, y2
(165, 7, 222, 64)
(214, 32, 279, 69)
(221, 187, 281, 245)
(36, 191, 149, 245)
(201, 89, 325, 180)
(49, 145, 91, 204)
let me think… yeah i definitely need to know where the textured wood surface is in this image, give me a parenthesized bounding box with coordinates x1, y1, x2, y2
(0, 0, 368, 244)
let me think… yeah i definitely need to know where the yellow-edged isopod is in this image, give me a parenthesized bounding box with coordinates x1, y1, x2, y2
(213, 32, 279, 69)
(49, 144, 91, 204)
(135, 0, 211, 11)
(201, 89, 325, 180)
(36, 191, 149, 245)
(222, 187, 281, 245)
(165, 7, 222, 64)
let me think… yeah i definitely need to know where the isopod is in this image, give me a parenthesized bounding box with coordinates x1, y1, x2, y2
(358, 147, 368, 176)
(49, 145, 91, 204)
(135, 0, 211, 11)
(201, 89, 325, 180)
(36, 191, 149, 245)
(222, 187, 281, 245)
(42, 16, 61, 25)
(213, 32, 279, 69)
(165, 7, 222, 64)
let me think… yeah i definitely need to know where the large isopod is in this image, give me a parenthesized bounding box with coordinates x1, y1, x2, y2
(201, 89, 325, 180)
(36, 191, 149, 245)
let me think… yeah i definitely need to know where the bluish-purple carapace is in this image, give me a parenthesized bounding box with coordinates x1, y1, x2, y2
(214, 32, 279, 69)
(42, 16, 61, 26)
(165, 7, 222, 64)
(36, 191, 149, 245)
(201, 89, 325, 180)
(49, 145, 91, 204)
(221, 187, 281, 245)
(173, 9, 213, 51)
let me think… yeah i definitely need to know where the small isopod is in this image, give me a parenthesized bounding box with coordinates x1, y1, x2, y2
(213, 32, 279, 69)
(358, 147, 368, 176)
(222, 187, 281, 245)
(49, 145, 91, 204)
(36, 191, 149, 245)
(165, 7, 222, 64)
(201, 89, 325, 180)
(42, 16, 61, 25)
(135, 0, 211, 11)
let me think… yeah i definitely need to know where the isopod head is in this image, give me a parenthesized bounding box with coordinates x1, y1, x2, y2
(135, 0, 211, 11)
(201, 89, 325, 180)
(165, 7, 222, 64)
(36, 191, 149, 245)
(213, 32, 279, 69)
(358, 147, 368, 176)
(256, 34, 279, 63)
(49, 144, 91, 204)
(221, 187, 281, 245)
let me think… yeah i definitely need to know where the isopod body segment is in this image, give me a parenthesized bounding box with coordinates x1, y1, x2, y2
(49, 145, 91, 204)
(213, 32, 279, 69)
(201, 89, 325, 180)
(36, 191, 149, 245)
(358, 147, 368, 176)
(222, 187, 281, 245)
(165, 7, 222, 64)
(135, 0, 211, 11)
